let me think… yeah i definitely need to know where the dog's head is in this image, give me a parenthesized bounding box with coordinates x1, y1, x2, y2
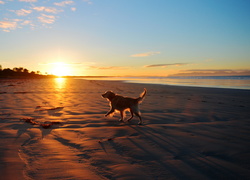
(102, 91, 116, 100)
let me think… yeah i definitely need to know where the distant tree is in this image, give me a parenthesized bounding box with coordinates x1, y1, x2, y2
(2, 68, 14, 76)
(0, 66, 54, 78)
(13, 67, 18, 72)
(23, 68, 29, 73)
(19, 67, 24, 72)
(13, 67, 24, 73)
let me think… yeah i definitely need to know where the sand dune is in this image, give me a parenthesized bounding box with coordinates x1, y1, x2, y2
(0, 78, 250, 179)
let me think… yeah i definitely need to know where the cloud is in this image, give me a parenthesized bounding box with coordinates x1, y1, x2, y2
(32, 6, 62, 14)
(11, 9, 32, 16)
(54, 1, 74, 7)
(185, 69, 232, 72)
(19, 0, 37, 2)
(39, 62, 86, 66)
(89, 66, 127, 70)
(0, 0, 83, 31)
(0, 19, 33, 31)
(172, 69, 250, 76)
(0, 20, 18, 31)
(130, 51, 160, 57)
(21, 20, 32, 26)
(0, 21, 17, 29)
(37, 14, 55, 24)
(145, 63, 189, 68)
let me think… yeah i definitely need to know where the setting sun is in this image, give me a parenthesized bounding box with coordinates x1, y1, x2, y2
(51, 62, 71, 77)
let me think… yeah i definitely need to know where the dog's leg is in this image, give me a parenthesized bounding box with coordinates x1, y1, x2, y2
(134, 112, 142, 125)
(127, 109, 134, 122)
(119, 110, 124, 122)
(105, 108, 114, 117)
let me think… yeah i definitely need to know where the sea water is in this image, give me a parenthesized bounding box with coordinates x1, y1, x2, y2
(81, 76, 250, 90)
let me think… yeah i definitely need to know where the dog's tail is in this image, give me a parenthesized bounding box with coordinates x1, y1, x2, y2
(137, 88, 147, 103)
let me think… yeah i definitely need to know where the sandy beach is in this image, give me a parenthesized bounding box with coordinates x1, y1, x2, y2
(0, 78, 250, 180)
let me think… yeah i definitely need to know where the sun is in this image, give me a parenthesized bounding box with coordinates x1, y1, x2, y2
(51, 62, 71, 77)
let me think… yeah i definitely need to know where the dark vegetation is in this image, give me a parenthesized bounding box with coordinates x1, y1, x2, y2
(0, 65, 55, 78)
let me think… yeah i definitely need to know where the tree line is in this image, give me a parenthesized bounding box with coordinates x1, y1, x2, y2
(0, 65, 54, 78)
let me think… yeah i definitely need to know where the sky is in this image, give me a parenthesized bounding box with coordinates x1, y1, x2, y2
(0, 0, 250, 76)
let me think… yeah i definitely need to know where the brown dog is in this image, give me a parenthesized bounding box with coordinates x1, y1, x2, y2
(102, 88, 147, 125)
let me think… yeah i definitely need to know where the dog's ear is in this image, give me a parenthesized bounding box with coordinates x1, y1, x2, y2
(102, 91, 115, 99)
(107, 91, 115, 100)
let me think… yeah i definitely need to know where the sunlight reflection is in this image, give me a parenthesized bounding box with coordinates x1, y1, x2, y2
(54, 78, 66, 90)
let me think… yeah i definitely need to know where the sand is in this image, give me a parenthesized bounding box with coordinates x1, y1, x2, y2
(0, 78, 250, 180)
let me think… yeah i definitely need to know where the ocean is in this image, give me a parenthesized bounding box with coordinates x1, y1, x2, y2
(81, 76, 250, 90)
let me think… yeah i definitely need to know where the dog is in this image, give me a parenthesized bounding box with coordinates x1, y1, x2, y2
(102, 88, 147, 125)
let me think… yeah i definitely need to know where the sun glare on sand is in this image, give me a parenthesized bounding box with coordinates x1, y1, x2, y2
(51, 62, 71, 77)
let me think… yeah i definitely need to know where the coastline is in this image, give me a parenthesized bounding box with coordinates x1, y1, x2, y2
(0, 78, 250, 179)
(78, 75, 250, 90)
(2, 75, 249, 90)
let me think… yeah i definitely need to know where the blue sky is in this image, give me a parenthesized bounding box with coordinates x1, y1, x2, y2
(0, 0, 250, 76)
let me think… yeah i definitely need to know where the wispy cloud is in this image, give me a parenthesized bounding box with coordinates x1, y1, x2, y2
(37, 14, 55, 24)
(185, 69, 233, 72)
(130, 51, 160, 57)
(21, 20, 32, 26)
(0, 0, 84, 32)
(173, 69, 250, 76)
(145, 63, 189, 68)
(0, 21, 17, 29)
(10, 9, 32, 16)
(32, 6, 62, 14)
(88, 66, 127, 70)
(19, 0, 37, 2)
(54, 1, 74, 7)
(39, 62, 85, 66)
(0, 20, 18, 32)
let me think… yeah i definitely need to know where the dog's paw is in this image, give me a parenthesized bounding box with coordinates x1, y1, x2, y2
(119, 119, 123, 122)
(138, 122, 142, 125)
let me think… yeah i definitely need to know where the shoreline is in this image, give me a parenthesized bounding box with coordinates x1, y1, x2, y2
(92, 78, 250, 93)
(1, 75, 250, 90)
(124, 80, 250, 91)
(78, 76, 250, 90)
